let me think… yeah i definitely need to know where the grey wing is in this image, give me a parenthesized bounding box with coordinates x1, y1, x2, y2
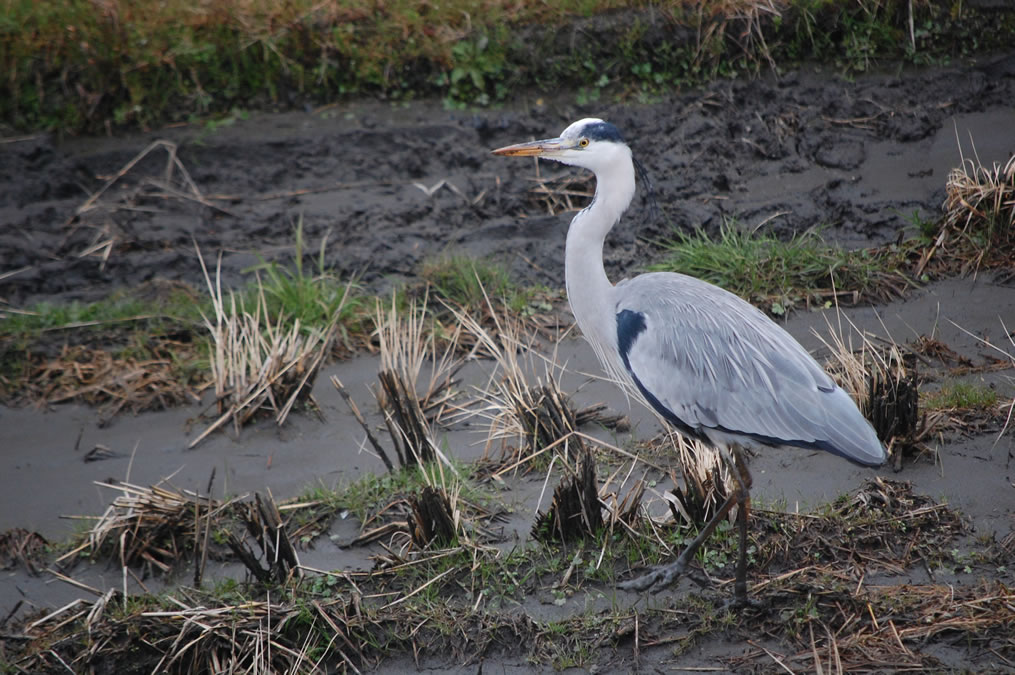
(615, 273, 885, 466)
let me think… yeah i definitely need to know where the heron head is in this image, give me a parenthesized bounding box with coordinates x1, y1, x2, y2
(492, 118, 630, 172)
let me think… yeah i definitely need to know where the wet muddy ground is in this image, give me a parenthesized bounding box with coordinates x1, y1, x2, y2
(5, 58, 1015, 305)
(2, 55, 1015, 671)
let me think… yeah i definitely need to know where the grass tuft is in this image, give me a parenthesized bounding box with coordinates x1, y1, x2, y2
(923, 380, 999, 411)
(650, 221, 910, 315)
(245, 218, 365, 342)
(422, 254, 532, 314)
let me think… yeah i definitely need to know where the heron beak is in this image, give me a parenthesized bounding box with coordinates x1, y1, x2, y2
(491, 137, 570, 157)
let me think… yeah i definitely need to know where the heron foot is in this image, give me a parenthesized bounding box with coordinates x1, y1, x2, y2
(721, 591, 762, 612)
(618, 558, 690, 593)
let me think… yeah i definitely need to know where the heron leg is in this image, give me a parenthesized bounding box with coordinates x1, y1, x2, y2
(620, 445, 756, 607)
(618, 484, 740, 593)
(722, 446, 754, 608)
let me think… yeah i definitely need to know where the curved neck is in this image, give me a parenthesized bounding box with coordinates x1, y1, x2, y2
(564, 147, 636, 359)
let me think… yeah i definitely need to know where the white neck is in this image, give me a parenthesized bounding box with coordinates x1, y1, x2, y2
(564, 145, 636, 367)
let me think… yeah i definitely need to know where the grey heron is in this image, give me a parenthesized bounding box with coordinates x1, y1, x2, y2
(492, 118, 886, 607)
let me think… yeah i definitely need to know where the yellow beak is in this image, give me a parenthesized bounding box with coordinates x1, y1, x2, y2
(491, 137, 570, 157)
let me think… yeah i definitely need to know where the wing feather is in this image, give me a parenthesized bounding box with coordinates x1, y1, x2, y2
(615, 272, 884, 466)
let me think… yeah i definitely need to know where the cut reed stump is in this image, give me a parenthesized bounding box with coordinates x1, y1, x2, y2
(666, 464, 729, 528)
(409, 487, 457, 548)
(228, 493, 301, 584)
(378, 369, 435, 467)
(867, 354, 920, 446)
(534, 451, 603, 543)
(517, 383, 582, 454)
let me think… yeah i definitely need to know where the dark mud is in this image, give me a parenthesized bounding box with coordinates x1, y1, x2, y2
(2, 55, 1015, 672)
(3, 58, 1015, 305)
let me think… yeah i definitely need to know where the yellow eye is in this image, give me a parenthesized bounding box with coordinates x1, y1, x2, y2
(578, 138, 590, 148)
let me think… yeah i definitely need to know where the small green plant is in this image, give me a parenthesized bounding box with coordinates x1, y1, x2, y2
(330, 460, 476, 524)
(245, 217, 362, 332)
(441, 33, 508, 107)
(923, 380, 999, 411)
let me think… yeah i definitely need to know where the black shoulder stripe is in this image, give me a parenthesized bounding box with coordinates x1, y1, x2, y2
(616, 309, 647, 370)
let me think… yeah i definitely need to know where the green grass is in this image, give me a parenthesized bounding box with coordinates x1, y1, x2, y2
(4, 0, 1013, 133)
(307, 460, 476, 525)
(923, 380, 999, 411)
(243, 219, 366, 335)
(649, 222, 910, 315)
(0, 289, 204, 338)
(421, 253, 543, 314)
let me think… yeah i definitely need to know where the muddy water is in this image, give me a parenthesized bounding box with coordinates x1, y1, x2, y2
(2, 277, 1013, 616)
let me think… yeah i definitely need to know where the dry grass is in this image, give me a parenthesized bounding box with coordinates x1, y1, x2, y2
(660, 431, 734, 528)
(441, 289, 625, 474)
(57, 478, 237, 577)
(331, 296, 462, 473)
(190, 247, 343, 448)
(754, 477, 965, 575)
(815, 311, 926, 465)
(917, 136, 1015, 280)
(18, 342, 202, 421)
(9, 475, 1014, 673)
(449, 300, 618, 481)
(376, 295, 462, 427)
(723, 579, 1015, 672)
(55, 475, 345, 587)
(943, 141, 1015, 249)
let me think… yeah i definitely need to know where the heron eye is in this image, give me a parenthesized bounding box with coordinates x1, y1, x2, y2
(578, 138, 590, 148)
